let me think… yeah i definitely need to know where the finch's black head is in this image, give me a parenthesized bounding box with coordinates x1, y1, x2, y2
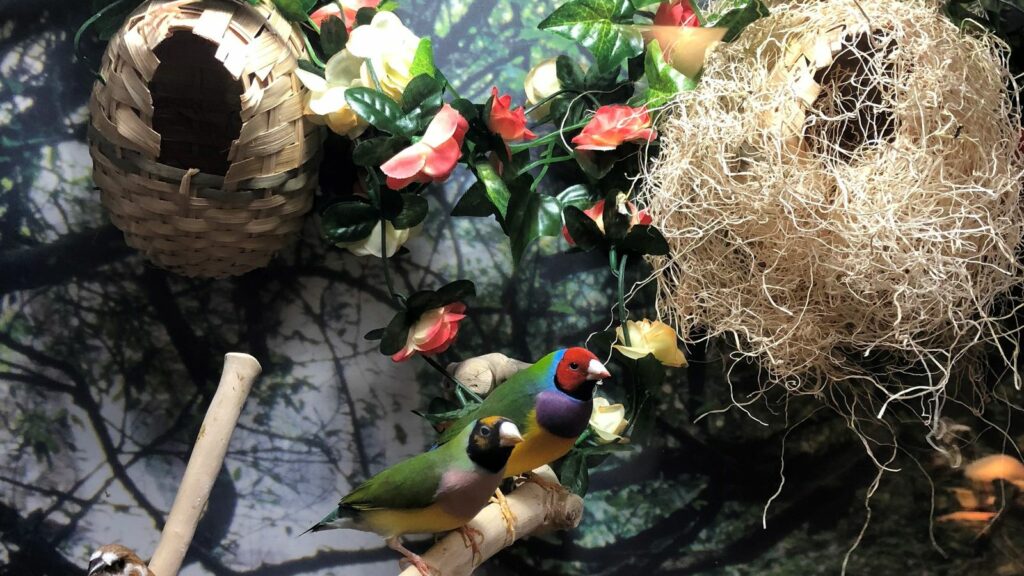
(466, 416, 523, 474)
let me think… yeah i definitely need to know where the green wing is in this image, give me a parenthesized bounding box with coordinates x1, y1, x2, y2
(341, 438, 464, 511)
(436, 351, 559, 445)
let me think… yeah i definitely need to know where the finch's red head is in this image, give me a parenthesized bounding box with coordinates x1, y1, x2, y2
(555, 347, 610, 399)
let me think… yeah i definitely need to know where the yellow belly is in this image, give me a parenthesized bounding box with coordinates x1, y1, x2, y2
(504, 412, 576, 476)
(360, 503, 471, 538)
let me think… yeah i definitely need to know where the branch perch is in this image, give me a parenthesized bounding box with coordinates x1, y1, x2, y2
(147, 352, 262, 576)
(397, 469, 584, 576)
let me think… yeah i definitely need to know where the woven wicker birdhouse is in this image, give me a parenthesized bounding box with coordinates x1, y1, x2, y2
(88, 0, 321, 278)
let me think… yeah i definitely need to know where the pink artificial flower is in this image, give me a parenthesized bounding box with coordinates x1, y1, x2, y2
(391, 302, 467, 362)
(380, 104, 469, 190)
(654, 0, 699, 28)
(310, 0, 381, 32)
(571, 105, 657, 151)
(562, 196, 653, 245)
(487, 87, 536, 142)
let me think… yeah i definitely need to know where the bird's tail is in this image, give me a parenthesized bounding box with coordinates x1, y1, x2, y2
(300, 506, 355, 536)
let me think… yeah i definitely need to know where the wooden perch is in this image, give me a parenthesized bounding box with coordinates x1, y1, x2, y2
(446, 353, 530, 396)
(397, 468, 584, 576)
(146, 352, 262, 576)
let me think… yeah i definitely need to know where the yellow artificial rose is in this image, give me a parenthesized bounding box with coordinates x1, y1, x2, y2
(523, 58, 561, 120)
(295, 50, 368, 138)
(347, 11, 420, 102)
(589, 396, 629, 443)
(335, 221, 421, 258)
(613, 319, 687, 367)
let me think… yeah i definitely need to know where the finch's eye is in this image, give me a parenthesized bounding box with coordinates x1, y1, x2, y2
(569, 362, 579, 370)
(479, 426, 491, 437)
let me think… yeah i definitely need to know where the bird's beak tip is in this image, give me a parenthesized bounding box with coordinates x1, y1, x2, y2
(87, 560, 104, 576)
(587, 359, 611, 381)
(498, 422, 524, 446)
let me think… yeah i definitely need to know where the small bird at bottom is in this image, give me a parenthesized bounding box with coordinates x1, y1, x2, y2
(305, 416, 523, 575)
(87, 544, 152, 576)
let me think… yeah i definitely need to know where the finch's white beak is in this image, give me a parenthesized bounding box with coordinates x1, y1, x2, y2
(498, 421, 523, 447)
(587, 359, 611, 381)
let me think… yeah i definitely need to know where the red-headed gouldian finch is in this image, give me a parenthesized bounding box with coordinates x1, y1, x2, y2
(87, 545, 152, 576)
(437, 347, 609, 477)
(306, 416, 523, 575)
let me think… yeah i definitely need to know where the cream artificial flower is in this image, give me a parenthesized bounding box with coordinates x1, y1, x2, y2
(613, 319, 687, 367)
(590, 396, 629, 443)
(336, 221, 421, 258)
(295, 49, 368, 138)
(524, 58, 561, 120)
(347, 11, 420, 101)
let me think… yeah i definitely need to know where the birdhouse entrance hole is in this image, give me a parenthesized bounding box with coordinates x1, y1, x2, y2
(806, 30, 897, 162)
(151, 32, 243, 176)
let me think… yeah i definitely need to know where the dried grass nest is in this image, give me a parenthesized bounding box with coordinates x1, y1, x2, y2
(641, 0, 1024, 428)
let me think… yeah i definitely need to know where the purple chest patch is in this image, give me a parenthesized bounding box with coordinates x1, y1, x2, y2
(535, 389, 592, 439)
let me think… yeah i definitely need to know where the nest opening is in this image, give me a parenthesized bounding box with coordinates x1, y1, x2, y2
(151, 32, 242, 176)
(806, 29, 897, 162)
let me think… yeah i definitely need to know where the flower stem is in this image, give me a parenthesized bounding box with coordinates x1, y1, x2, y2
(422, 354, 483, 404)
(300, 30, 326, 69)
(691, 0, 706, 26)
(613, 249, 631, 346)
(529, 141, 558, 192)
(379, 221, 404, 306)
(509, 120, 589, 152)
(516, 154, 573, 177)
(523, 89, 571, 116)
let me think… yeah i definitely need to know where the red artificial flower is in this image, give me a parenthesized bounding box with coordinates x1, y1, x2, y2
(310, 0, 381, 32)
(654, 0, 699, 28)
(562, 196, 653, 245)
(571, 105, 657, 151)
(380, 104, 469, 190)
(487, 87, 536, 142)
(391, 302, 467, 362)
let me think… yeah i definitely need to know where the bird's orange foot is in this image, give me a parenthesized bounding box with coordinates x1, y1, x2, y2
(457, 525, 485, 564)
(387, 537, 434, 576)
(490, 488, 517, 544)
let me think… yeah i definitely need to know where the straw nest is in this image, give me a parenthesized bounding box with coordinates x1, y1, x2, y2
(641, 0, 1024, 426)
(89, 0, 321, 278)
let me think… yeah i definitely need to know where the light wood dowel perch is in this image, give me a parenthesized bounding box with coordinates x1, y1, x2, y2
(397, 474, 584, 576)
(146, 352, 262, 576)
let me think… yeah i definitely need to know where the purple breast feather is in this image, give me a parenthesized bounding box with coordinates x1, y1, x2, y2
(535, 389, 592, 439)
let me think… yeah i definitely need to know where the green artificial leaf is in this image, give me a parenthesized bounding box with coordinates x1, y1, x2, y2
(574, 149, 618, 179)
(321, 201, 379, 243)
(539, 0, 644, 72)
(559, 449, 590, 495)
(410, 38, 437, 78)
(402, 74, 444, 114)
(352, 136, 406, 167)
(452, 182, 497, 217)
(634, 353, 666, 391)
(556, 184, 594, 210)
(506, 179, 563, 264)
(475, 162, 510, 219)
(380, 310, 409, 356)
(355, 6, 377, 26)
(434, 280, 476, 306)
(629, 0, 662, 7)
(405, 290, 442, 316)
(619, 224, 670, 256)
(392, 194, 428, 229)
(556, 55, 587, 90)
(563, 205, 604, 250)
(378, 187, 403, 220)
(449, 98, 480, 121)
(643, 41, 698, 107)
(583, 62, 621, 91)
(377, 0, 399, 10)
(364, 328, 385, 340)
(714, 0, 770, 42)
(346, 88, 406, 135)
(319, 15, 348, 58)
(297, 59, 324, 76)
(272, 0, 316, 22)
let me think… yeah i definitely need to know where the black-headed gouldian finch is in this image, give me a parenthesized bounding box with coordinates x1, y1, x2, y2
(306, 416, 523, 575)
(437, 347, 609, 477)
(87, 544, 152, 576)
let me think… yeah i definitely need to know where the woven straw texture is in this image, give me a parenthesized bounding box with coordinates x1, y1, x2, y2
(89, 0, 321, 278)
